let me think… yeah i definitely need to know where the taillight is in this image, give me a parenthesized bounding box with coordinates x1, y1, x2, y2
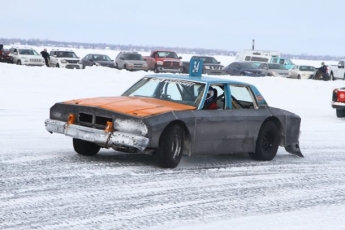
(338, 92, 345, 102)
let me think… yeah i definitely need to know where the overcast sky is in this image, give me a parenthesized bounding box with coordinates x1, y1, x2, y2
(2, 0, 344, 56)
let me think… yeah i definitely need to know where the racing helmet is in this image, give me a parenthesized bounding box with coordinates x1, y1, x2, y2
(205, 87, 216, 105)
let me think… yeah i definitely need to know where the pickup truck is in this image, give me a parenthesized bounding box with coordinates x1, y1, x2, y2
(182, 56, 225, 75)
(332, 87, 345, 117)
(143, 50, 182, 73)
(329, 60, 345, 80)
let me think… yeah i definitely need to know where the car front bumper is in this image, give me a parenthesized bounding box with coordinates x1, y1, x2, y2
(45, 119, 149, 151)
(59, 63, 82, 69)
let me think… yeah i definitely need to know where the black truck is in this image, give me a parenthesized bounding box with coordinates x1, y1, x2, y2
(182, 56, 225, 75)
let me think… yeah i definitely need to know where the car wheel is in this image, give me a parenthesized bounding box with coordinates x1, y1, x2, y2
(336, 109, 345, 118)
(297, 75, 301, 79)
(249, 121, 279, 161)
(124, 64, 127, 70)
(154, 65, 159, 73)
(115, 62, 119, 69)
(17, 60, 21, 65)
(240, 72, 245, 76)
(157, 124, 184, 168)
(73, 138, 100, 156)
(56, 63, 60, 68)
(182, 66, 187, 74)
(82, 64, 85, 69)
(330, 72, 334, 81)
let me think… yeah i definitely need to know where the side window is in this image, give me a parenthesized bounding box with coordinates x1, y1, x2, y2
(271, 58, 278, 63)
(279, 59, 285, 65)
(245, 56, 251, 61)
(50, 51, 55, 56)
(229, 85, 256, 109)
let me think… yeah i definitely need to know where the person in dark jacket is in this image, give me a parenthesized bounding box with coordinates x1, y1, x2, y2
(40, 48, 50, 67)
(316, 62, 329, 80)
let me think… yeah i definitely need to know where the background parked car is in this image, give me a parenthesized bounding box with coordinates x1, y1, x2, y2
(8, 47, 45, 66)
(81, 54, 115, 69)
(289, 65, 315, 79)
(0, 48, 13, 63)
(115, 52, 148, 71)
(49, 50, 82, 69)
(224, 61, 267, 77)
(258, 63, 291, 78)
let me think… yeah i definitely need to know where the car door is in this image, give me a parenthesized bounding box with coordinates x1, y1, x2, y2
(193, 83, 271, 155)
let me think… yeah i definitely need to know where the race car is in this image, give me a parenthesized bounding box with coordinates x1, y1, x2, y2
(45, 65, 303, 168)
(332, 87, 345, 118)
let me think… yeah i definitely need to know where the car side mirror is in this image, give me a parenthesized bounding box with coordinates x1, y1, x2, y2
(179, 57, 182, 59)
(120, 57, 124, 60)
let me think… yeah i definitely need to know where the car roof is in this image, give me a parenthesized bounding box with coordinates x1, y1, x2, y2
(145, 74, 253, 85)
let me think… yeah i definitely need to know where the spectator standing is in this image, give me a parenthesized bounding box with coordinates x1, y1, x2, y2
(40, 48, 50, 67)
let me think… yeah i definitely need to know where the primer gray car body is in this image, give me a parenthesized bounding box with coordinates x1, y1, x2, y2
(45, 74, 303, 168)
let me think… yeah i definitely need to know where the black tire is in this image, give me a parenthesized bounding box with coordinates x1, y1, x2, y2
(297, 75, 301, 79)
(157, 124, 184, 168)
(182, 66, 187, 74)
(336, 109, 345, 118)
(73, 138, 100, 156)
(17, 60, 21, 65)
(330, 72, 334, 81)
(154, 65, 159, 73)
(56, 63, 60, 68)
(82, 64, 85, 69)
(124, 64, 127, 70)
(249, 121, 280, 161)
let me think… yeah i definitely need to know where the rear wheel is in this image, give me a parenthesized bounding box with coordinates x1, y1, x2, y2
(336, 109, 345, 118)
(154, 65, 159, 73)
(73, 138, 100, 156)
(17, 60, 21, 65)
(157, 124, 184, 168)
(249, 121, 280, 161)
(56, 63, 60, 68)
(297, 74, 301, 79)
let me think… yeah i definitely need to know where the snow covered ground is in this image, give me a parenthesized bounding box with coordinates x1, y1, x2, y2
(1, 50, 345, 230)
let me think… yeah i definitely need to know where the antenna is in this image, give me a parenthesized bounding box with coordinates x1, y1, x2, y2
(252, 39, 255, 50)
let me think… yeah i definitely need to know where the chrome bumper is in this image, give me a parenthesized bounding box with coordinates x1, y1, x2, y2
(44, 119, 149, 151)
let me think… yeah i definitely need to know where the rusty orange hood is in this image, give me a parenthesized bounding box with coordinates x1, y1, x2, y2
(63, 96, 196, 117)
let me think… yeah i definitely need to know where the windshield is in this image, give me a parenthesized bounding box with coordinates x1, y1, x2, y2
(299, 66, 315, 71)
(156, 51, 178, 59)
(193, 57, 218, 64)
(122, 77, 205, 107)
(56, 51, 77, 58)
(18, 49, 39, 55)
(268, 63, 287, 70)
(92, 55, 111, 61)
(124, 53, 143, 60)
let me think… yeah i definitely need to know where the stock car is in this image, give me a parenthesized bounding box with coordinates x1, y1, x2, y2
(45, 73, 303, 168)
(332, 87, 345, 118)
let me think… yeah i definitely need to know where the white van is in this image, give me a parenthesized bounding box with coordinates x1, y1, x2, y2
(235, 50, 280, 63)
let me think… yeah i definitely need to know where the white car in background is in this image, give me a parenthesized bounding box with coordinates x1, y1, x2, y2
(8, 47, 45, 66)
(289, 65, 315, 79)
(49, 50, 82, 69)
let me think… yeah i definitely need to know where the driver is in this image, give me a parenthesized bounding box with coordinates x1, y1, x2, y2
(203, 87, 218, 110)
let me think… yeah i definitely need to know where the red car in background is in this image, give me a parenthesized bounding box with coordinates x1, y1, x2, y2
(332, 87, 345, 117)
(0, 48, 14, 63)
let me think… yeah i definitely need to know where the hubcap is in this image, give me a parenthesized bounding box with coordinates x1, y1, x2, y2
(262, 131, 273, 152)
(171, 134, 182, 159)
